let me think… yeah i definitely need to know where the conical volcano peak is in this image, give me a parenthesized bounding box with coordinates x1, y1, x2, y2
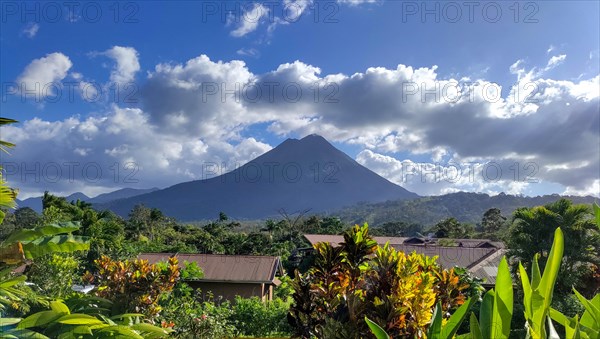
(270, 134, 336, 159)
(279, 134, 329, 147)
(300, 134, 328, 142)
(254, 134, 343, 164)
(298, 134, 336, 150)
(98, 134, 417, 220)
(279, 137, 300, 146)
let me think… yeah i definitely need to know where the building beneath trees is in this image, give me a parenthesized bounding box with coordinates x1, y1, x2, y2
(301, 234, 506, 287)
(138, 253, 284, 302)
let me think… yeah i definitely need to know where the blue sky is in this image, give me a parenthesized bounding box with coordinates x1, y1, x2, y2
(1, 0, 599, 198)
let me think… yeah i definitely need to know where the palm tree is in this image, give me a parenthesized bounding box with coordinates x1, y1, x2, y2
(507, 198, 599, 296)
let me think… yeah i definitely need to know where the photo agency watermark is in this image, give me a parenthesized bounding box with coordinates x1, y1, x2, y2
(1, 162, 140, 184)
(197, 81, 340, 103)
(401, 81, 541, 104)
(200, 1, 340, 24)
(201, 161, 341, 183)
(199, 160, 540, 184)
(410, 246, 506, 268)
(0, 1, 540, 25)
(3, 80, 543, 105)
(400, 161, 540, 184)
(1, 1, 140, 23)
(1, 160, 540, 185)
(399, 1, 540, 23)
(2, 81, 139, 104)
(1, 81, 339, 104)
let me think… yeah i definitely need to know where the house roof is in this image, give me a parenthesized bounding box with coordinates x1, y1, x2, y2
(467, 249, 507, 285)
(450, 239, 505, 249)
(303, 234, 506, 285)
(13, 264, 27, 274)
(303, 234, 503, 249)
(138, 253, 283, 284)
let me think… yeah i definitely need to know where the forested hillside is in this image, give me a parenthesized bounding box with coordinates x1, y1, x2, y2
(336, 192, 598, 227)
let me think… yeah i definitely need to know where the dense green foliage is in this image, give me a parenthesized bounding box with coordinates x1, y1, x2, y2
(157, 281, 291, 338)
(507, 199, 600, 298)
(481, 207, 508, 240)
(431, 217, 476, 238)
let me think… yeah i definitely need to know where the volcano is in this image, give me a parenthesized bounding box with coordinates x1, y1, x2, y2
(98, 134, 418, 220)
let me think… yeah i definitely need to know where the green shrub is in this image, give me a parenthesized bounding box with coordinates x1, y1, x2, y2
(274, 275, 294, 300)
(230, 296, 292, 337)
(159, 285, 236, 338)
(26, 253, 80, 298)
(180, 261, 204, 280)
(86, 255, 180, 318)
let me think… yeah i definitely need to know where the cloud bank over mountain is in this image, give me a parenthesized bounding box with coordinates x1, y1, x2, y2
(4, 48, 599, 198)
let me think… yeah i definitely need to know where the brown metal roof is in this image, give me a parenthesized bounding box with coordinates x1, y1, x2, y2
(373, 236, 410, 245)
(468, 249, 507, 285)
(450, 239, 505, 249)
(13, 264, 27, 274)
(303, 234, 346, 247)
(138, 253, 282, 284)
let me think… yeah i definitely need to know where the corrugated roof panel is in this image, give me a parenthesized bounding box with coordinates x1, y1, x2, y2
(468, 249, 506, 285)
(138, 253, 280, 283)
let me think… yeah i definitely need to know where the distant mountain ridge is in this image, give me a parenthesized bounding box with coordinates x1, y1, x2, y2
(15, 135, 598, 224)
(16, 187, 159, 213)
(336, 191, 599, 227)
(91, 187, 160, 204)
(97, 134, 418, 220)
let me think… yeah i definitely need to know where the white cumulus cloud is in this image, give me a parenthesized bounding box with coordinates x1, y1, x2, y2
(16, 52, 72, 98)
(102, 46, 140, 84)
